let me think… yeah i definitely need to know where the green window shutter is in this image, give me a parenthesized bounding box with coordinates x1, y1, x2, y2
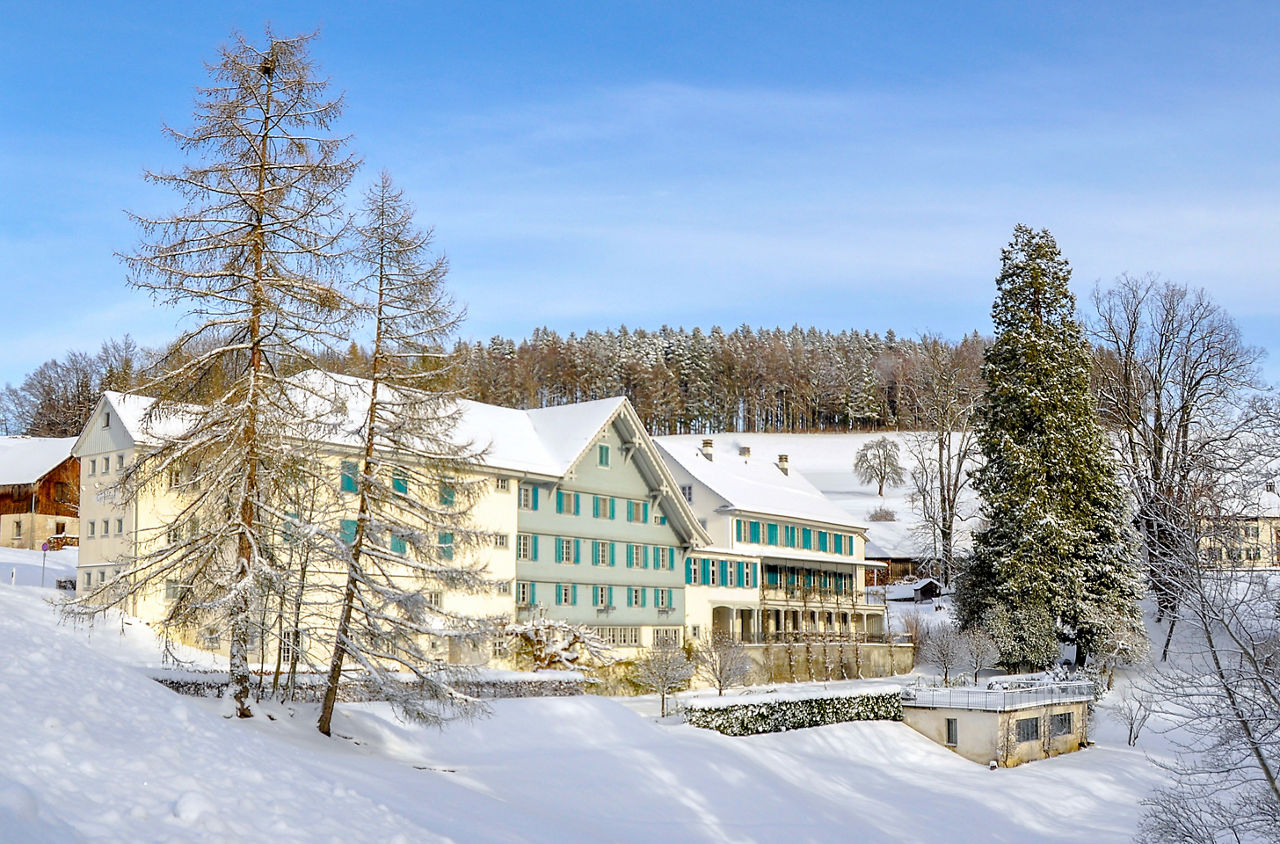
(439, 532, 454, 561)
(749, 521, 761, 543)
(339, 519, 357, 544)
(834, 534, 844, 554)
(701, 558, 710, 585)
(753, 563, 759, 586)
(626, 544, 634, 568)
(592, 587, 601, 607)
(574, 493, 581, 515)
(556, 491, 564, 514)
(626, 588, 633, 607)
(571, 584, 578, 605)
(736, 561, 744, 586)
(529, 582, 537, 604)
(767, 523, 778, 545)
(640, 589, 647, 608)
(818, 531, 828, 552)
(767, 568, 778, 586)
(532, 535, 540, 561)
(685, 558, 692, 584)
(643, 546, 650, 569)
(607, 586, 614, 607)
(440, 482, 455, 507)
(573, 539, 581, 564)
(391, 534, 406, 555)
(392, 468, 409, 495)
(340, 461, 358, 493)
(592, 541, 600, 566)
(593, 496, 600, 517)
(531, 486, 540, 510)
(609, 543, 616, 566)
(555, 584, 562, 606)
(609, 498, 616, 519)
(642, 501, 649, 523)
(554, 538, 563, 563)
(735, 520, 743, 542)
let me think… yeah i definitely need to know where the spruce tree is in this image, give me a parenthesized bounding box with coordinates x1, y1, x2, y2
(957, 225, 1144, 669)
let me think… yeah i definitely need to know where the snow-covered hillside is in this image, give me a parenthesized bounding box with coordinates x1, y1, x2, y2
(657, 431, 979, 560)
(0, 547, 1171, 843)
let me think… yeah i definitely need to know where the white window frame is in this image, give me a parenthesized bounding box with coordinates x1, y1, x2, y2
(630, 545, 643, 567)
(655, 588, 670, 609)
(558, 538, 573, 564)
(557, 584, 573, 605)
(494, 533, 509, 549)
(516, 581, 531, 605)
(496, 477, 510, 491)
(518, 485, 533, 509)
(595, 542, 609, 566)
(516, 534, 532, 560)
(594, 585, 610, 607)
(680, 484, 693, 503)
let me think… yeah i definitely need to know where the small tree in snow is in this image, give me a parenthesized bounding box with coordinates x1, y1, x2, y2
(503, 612, 614, 671)
(1111, 686, 1152, 747)
(961, 627, 1000, 684)
(854, 436, 906, 496)
(635, 643, 694, 717)
(921, 623, 963, 684)
(695, 633, 753, 696)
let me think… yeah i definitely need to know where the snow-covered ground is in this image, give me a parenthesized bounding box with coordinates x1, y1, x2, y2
(0, 545, 1174, 843)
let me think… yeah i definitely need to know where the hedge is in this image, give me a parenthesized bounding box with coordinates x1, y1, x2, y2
(684, 691, 902, 736)
(149, 670, 584, 701)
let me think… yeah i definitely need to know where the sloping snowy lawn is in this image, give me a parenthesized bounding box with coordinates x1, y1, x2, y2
(0, 562, 1169, 843)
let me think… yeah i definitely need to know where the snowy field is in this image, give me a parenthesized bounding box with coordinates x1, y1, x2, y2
(0, 545, 1177, 843)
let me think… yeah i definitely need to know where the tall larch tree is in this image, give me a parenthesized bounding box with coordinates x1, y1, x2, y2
(957, 225, 1144, 669)
(85, 30, 358, 718)
(315, 172, 492, 736)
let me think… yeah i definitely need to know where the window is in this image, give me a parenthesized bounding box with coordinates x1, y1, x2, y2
(12, 521, 20, 539)
(629, 545, 644, 568)
(689, 558, 701, 585)
(164, 580, 184, 600)
(424, 592, 443, 608)
(518, 484, 536, 510)
(945, 718, 958, 746)
(438, 532, 454, 560)
(654, 588, 671, 609)
(88, 459, 96, 476)
(392, 468, 409, 496)
(339, 519, 357, 545)
(680, 485, 693, 503)
(516, 534, 532, 560)
(1016, 717, 1040, 743)
(496, 478, 510, 491)
(595, 542, 609, 566)
(101, 520, 109, 538)
(557, 537, 573, 564)
(167, 467, 180, 489)
(626, 500, 647, 523)
(709, 561, 719, 586)
(598, 444, 610, 467)
(742, 564, 754, 588)
(785, 525, 797, 547)
(203, 631, 221, 650)
(557, 584, 574, 605)
(115, 519, 124, 535)
(495, 580, 511, 594)
(1050, 712, 1073, 738)
(96, 570, 104, 584)
(725, 562, 735, 587)
(628, 586, 645, 607)
(340, 461, 358, 493)
(390, 534, 407, 555)
(690, 625, 701, 640)
(654, 547, 668, 570)
(595, 626, 641, 647)
(653, 627, 682, 647)
(280, 629, 304, 663)
(1245, 525, 1261, 540)
(1246, 546, 1262, 562)
(117, 454, 125, 471)
(1268, 481, 1276, 494)
(88, 521, 96, 538)
(83, 572, 92, 588)
(103, 411, 110, 428)
(439, 482, 456, 508)
(516, 581, 532, 605)
(494, 534, 509, 549)
(593, 496, 615, 519)
(593, 585, 611, 607)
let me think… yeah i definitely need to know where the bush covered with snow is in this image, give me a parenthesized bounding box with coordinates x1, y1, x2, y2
(684, 691, 901, 736)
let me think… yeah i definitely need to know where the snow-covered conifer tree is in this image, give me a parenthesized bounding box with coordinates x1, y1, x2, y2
(957, 225, 1144, 668)
(315, 172, 492, 736)
(80, 30, 358, 718)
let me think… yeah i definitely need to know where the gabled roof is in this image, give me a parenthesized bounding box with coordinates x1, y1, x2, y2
(0, 437, 76, 486)
(654, 439, 866, 532)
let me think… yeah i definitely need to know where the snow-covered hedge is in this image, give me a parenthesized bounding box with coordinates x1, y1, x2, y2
(149, 669, 585, 701)
(685, 691, 902, 736)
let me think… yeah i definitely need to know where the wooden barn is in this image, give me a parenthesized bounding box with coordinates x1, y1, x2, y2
(0, 436, 79, 550)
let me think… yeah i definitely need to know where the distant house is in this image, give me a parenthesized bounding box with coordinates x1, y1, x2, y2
(1200, 479, 1280, 567)
(884, 577, 942, 602)
(0, 436, 79, 550)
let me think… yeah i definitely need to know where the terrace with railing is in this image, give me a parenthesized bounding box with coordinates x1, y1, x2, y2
(900, 679, 1095, 712)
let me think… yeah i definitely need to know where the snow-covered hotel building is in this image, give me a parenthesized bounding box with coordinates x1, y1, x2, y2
(655, 438, 887, 642)
(72, 378, 711, 656)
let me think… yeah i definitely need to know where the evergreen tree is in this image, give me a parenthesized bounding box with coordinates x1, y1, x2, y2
(957, 225, 1144, 668)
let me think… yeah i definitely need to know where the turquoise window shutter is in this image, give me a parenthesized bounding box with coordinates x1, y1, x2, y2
(439, 532, 454, 560)
(642, 501, 649, 522)
(554, 538, 563, 563)
(701, 558, 710, 585)
(391, 534, 406, 555)
(592, 541, 600, 566)
(736, 561, 744, 586)
(607, 586, 614, 607)
(571, 584, 578, 605)
(593, 496, 600, 517)
(555, 584, 562, 606)
(573, 539, 581, 564)
(556, 491, 564, 514)
(392, 468, 409, 495)
(609, 498, 616, 519)
(767, 523, 778, 545)
(627, 588, 633, 607)
(340, 461, 358, 493)
(440, 483, 455, 507)
(532, 535, 539, 561)
(574, 493, 581, 515)
(339, 519, 357, 544)
(529, 582, 537, 604)
(640, 589, 647, 608)
(685, 558, 692, 584)
(609, 543, 616, 566)
(753, 563, 759, 586)
(643, 546, 650, 569)
(736, 520, 743, 542)
(626, 544, 634, 568)
(531, 486, 539, 510)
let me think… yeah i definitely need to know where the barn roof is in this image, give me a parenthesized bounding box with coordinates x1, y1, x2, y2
(0, 436, 76, 486)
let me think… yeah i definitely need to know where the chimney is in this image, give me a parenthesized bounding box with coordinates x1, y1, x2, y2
(778, 454, 789, 475)
(701, 439, 714, 461)
(739, 446, 751, 459)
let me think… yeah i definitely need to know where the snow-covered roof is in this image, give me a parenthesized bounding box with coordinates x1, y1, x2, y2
(0, 437, 76, 486)
(101, 391, 199, 446)
(653, 439, 865, 531)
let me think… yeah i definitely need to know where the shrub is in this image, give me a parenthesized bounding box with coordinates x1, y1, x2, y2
(684, 691, 902, 736)
(868, 506, 897, 522)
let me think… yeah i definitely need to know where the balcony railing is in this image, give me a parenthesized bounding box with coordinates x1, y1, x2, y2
(900, 681, 1095, 712)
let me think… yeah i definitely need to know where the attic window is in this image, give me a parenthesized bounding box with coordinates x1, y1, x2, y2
(103, 411, 111, 429)
(1268, 482, 1276, 494)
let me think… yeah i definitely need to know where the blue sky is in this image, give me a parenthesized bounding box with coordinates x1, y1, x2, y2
(2, 1, 1277, 387)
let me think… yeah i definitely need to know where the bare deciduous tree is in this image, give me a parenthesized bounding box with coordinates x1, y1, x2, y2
(635, 643, 694, 717)
(695, 633, 753, 696)
(921, 623, 963, 684)
(961, 627, 999, 684)
(1110, 686, 1152, 747)
(854, 436, 905, 496)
